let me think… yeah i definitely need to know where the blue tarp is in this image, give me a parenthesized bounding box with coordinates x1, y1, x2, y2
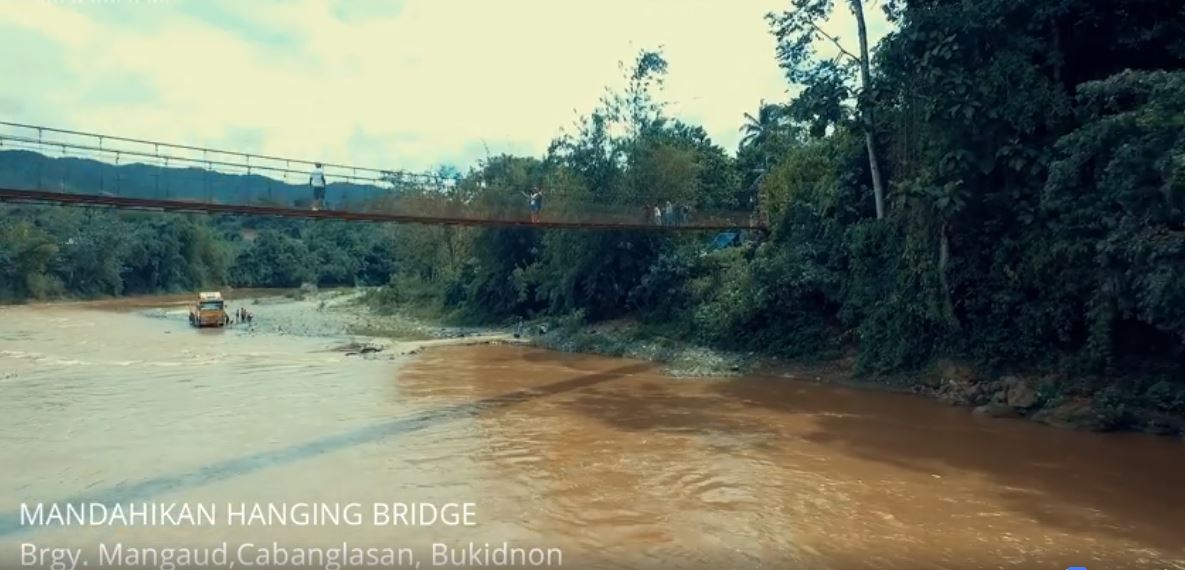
(710, 231, 739, 250)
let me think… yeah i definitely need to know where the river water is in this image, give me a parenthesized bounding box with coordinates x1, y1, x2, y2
(1, 299, 1182, 570)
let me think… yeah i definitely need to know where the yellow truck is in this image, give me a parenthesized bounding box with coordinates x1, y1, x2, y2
(189, 291, 230, 327)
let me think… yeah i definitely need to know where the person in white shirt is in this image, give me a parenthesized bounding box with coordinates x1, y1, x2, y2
(309, 163, 327, 211)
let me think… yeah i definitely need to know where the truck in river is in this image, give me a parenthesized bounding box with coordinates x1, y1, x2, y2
(189, 292, 230, 327)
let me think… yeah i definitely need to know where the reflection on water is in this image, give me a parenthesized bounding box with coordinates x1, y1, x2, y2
(0, 301, 1183, 569)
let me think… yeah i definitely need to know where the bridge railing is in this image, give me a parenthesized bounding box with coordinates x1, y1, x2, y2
(0, 120, 408, 189)
(0, 121, 760, 229)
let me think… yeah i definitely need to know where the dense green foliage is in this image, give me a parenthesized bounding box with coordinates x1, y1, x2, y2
(0, 208, 409, 300)
(3, 0, 1183, 393)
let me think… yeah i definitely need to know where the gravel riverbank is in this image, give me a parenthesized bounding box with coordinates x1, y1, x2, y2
(139, 288, 524, 359)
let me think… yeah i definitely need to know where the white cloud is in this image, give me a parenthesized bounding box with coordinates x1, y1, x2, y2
(0, 0, 891, 172)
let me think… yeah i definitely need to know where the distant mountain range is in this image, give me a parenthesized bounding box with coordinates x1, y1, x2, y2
(0, 149, 394, 207)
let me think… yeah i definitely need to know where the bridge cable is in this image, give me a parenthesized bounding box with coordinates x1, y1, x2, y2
(99, 137, 105, 193)
(203, 149, 210, 204)
(61, 144, 68, 193)
(154, 144, 160, 199)
(37, 128, 45, 191)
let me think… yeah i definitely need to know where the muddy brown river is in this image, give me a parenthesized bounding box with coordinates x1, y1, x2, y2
(1, 298, 1183, 570)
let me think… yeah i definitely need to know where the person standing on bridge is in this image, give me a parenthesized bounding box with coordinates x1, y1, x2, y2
(309, 163, 327, 211)
(521, 185, 543, 223)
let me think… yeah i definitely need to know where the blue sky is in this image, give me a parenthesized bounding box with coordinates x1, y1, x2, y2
(1, 0, 892, 173)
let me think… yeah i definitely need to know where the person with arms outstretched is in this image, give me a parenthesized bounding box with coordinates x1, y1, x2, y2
(521, 185, 543, 223)
(309, 162, 327, 211)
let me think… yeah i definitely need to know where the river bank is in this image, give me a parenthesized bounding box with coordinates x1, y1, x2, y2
(130, 287, 526, 361)
(543, 319, 1185, 437)
(62, 286, 1185, 438)
(326, 286, 1185, 438)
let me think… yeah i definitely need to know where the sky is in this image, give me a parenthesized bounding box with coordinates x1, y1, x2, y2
(0, 0, 892, 173)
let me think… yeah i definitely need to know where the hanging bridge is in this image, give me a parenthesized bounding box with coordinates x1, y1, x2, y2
(0, 121, 763, 231)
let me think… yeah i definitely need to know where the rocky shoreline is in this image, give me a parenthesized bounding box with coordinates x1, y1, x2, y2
(929, 366, 1185, 436)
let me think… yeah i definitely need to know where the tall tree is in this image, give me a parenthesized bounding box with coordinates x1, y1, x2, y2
(607, 49, 670, 141)
(768, 0, 887, 219)
(739, 100, 786, 151)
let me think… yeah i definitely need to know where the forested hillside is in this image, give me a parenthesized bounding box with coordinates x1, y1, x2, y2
(3, 0, 1182, 427)
(0, 149, 387, 207)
